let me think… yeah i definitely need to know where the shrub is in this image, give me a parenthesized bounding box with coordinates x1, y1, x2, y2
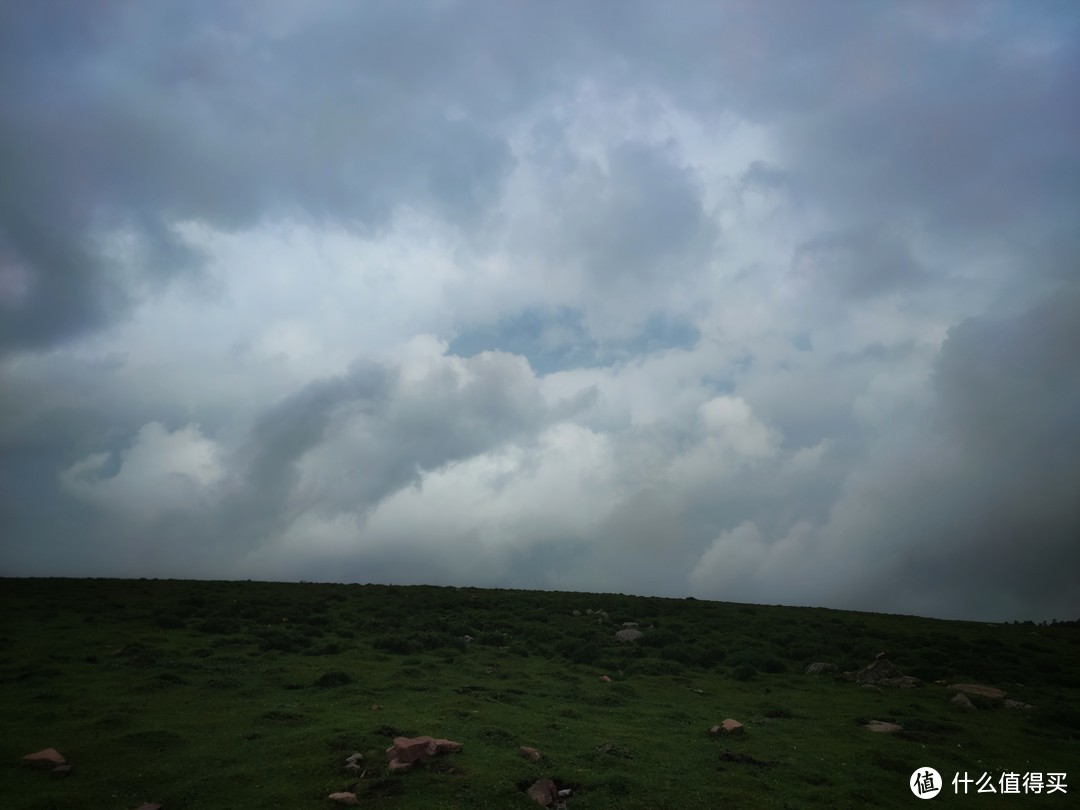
(314, 670, 353, 688)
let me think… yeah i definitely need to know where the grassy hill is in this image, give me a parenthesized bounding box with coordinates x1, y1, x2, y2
(1, 578, 1076, 808)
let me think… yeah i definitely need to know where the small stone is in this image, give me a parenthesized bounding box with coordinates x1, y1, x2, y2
(558, 789, 572, 798)
(519, 746, 542, 762)
(598, 675, 612, 683)
(951, 692, 976, 710)
(327, 792, 359, 805)
(1004, 699, 1033, 710)
(370, 703, 382, 710)
(805, 662, 838, 675)
(615, 628, 643, 642)
(134, 805, 162, 810)
(572, 610, 580, 616)
(721, 719, 744, 735)
(709, 725, 721, 735)
(387, 758, 412, 773)
(864, 720, 903, 733)
(345, 752, 364, 764)
(527, 778, 559, 806)
(51, 765, 74, 778)
(22, 748, 65, 768)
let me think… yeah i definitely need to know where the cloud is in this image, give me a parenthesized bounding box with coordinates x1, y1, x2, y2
(60, 422, 224, 521)
(1, 2, 1078, 621)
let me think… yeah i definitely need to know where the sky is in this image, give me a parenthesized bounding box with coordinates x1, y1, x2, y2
(1, 1, 1078, 622)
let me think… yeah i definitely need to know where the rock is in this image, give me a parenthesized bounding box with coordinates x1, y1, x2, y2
(558, 788, 572, 798)
(598, 675, 612, 683)
(519, 746, 542, 763)
(841, 670, 856, 681)
(22, 748, 65, 768)
(572, 610, 580, 616)
(855, 657, 903, 685)
(864, 720, 903, 733)
(1004, 699, 1033, 710)
(434, 738, 462, 753)
(345, 752, 364, 764)
(389, 736, 437, 764)
(345, 763, 363, 773)
(134, 805, 162, 810)
(385, 735, 461, 772)
(948, 683, 1006, 699)
(709, 725, 721, 735)
(878, 675, 922, 689)
(527, 778, 559, 806)
(615, 628, 643, 642)
(462, 635, 474, 643)
(327, 792, 359, 805)
(805, 662, 838, 675)
(370, 704, 382, 710)
(50, 765, 74, 778)
(875, 651, 889, 661)
(721, 719, 744, 735)
(951, 692, 976, 709)
(622, 622, 638, 628)
(586, 609, 593, 615)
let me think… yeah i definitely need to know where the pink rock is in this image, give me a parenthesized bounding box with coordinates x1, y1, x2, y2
(598, 675, 612, 683)
(327, 792, 359, 805)
(526, 778, 559, 806)
(709, 725, 721, 735)
(22, 748, 65, 768)
(721, 719, 744, 735)
(519, 745, 542, 762)
(434, 738, 462, 754)
(387, 757, 413, 773)
(389, 735, 437, 764)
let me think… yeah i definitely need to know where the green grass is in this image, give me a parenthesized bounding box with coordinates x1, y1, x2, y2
(0, 578, 1076, 808)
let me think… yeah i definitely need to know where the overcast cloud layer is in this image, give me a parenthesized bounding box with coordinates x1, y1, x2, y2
(2, 1, 1078, 621)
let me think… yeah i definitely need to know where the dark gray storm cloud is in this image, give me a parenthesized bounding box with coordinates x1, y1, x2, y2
(1, 1, 1078, 620)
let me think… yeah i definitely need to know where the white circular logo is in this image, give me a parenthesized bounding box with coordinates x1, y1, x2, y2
(910, 767, 943, 799)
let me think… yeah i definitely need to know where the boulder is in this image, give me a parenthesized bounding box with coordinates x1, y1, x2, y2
(951, 692, 976, 709)
(527, 778, 559, 806)
(385, 734, 462, 772)
(615, 628, 643, 643)
(434, 738, 462, 753)
(855, 657, 903, 685)
(864, 720, 903, 733)
(948, 683, 1006, 699)
(1004, 699, 1033, 710)
(22, 748, 65, 768)
(327, 792, 359, 805)
(519, 746, 542, 763)
(389, 736, 437, 764)
(721, 719, 744, 735)
(805, 662, 838, 675)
